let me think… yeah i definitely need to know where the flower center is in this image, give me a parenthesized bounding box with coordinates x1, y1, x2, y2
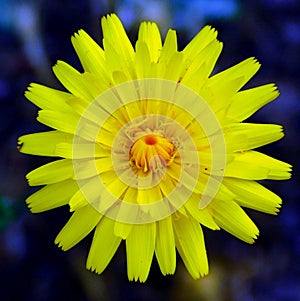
(129, 134, 177, 173)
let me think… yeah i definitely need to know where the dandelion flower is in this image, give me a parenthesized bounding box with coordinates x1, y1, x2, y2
(18, 14, 291, 282)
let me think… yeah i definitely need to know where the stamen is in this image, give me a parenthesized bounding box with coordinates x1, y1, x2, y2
(129, 134, 177, 173)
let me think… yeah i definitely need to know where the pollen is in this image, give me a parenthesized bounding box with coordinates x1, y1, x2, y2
(129, 134, 177, 173)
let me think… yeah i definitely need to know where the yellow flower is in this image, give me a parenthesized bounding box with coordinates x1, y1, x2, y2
(18, 14, 291, 282)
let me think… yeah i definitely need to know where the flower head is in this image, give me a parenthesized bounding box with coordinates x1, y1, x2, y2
(18, 14, 291, 282)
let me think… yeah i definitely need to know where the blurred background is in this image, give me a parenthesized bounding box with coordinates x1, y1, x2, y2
(0, 0, 299, 300)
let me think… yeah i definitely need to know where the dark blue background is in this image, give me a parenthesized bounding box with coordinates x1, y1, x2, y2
(0, 0, 299, 300)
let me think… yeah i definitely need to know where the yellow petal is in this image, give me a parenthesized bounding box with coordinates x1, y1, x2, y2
(26, 159, 73, 186)
(159, 29, 177, 64)
(26, 179, 78, 213)
(81, 175, 129, 215)
(209, 199, 259, 243)
(136, 188, 151, 205)
(126, 223, 156, 282)
(114, 187, 154, 223)
(71, 29, 110, 81)
(207, 57, 261, 97)
(87, 172, 128, 215)
(183, 25, 218, 63)
(179, 170, 235, 204)
(184, 194, 220, 230)
(101, 14, 134, 74)
(66, 97, 123, 134)
(86, 216, 122, 274)
(224, 123, 284, 151)
(228, 84, 279, 121)
(80, 71, 110, 97)
(182, 39, 223, 92)
(164, 52, 184, 81)
(73, 157, 112, 180)
(55, 143, 109, 160)
(120, 186, 137, 206)
(65, 97, 90, 117)
(106, 176, 129, 197)
(69, 188, 89, 212)
(69, 175, 111, 212)
(114, 221, 133, 239)
(155, 216, 176, 275)
(112, 69, 130, 85)
(225, 151, 292, 180)
(55, 205, 102, 251)
(79, 122, 113, 143)
(201, 61, 259, 119)
(173, 214, 208, 278)
(25, 83, 72, 111)
(134, 40, 151, 78)
(223, 178, 282, 214)
(159, 174, 177, 197)
(53, 60, 100, 100)
(18, 131, 73, 157)
(37, 110, 79, 134)
(138, 21, 162, 63)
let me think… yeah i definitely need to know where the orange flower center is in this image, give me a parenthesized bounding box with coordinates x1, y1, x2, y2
(129, 134, 177, 173)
